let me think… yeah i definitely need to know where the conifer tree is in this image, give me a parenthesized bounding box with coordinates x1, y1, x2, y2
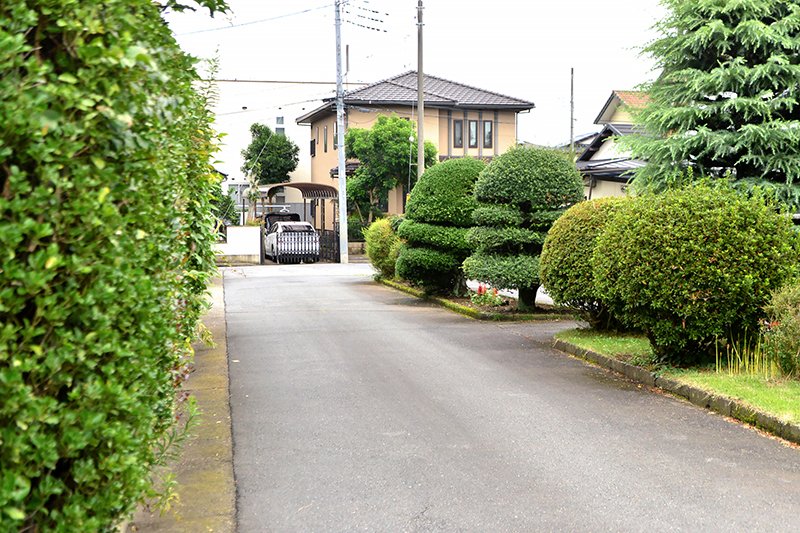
(629, 0, 800, 208)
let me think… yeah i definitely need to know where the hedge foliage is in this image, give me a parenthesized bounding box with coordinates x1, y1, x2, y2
(0, 1, 225, 529)
(540, 197, 627, 329)
(364, 218, 401, 278)
(464, 146, 583, 309)
(763, 281, 800, 376)
(592, 183, 800, 365)
(396, 158, 485, 294)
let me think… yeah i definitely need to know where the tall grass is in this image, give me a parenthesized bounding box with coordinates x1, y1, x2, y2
(716, 333, 782, 380)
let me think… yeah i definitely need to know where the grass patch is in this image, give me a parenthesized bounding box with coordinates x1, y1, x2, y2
(555, 328, 654, 366)
(663, 369, 800, 426)
(556, 327, 800, 428)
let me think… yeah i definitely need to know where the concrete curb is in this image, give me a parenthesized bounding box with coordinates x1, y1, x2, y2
(553, 338, 800, 445)
(378, 278, 574, 322)
(128, 276, 236, 532)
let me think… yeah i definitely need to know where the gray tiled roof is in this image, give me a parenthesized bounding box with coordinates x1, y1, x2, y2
(344, 71, 535, 109)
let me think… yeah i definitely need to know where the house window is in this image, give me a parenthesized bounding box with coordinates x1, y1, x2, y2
(333, 121, 338, 149)
(453, 120, 463, 148)
(482, 121, 493, 149)
(324, 125, 328, 152)
(276, 116, 284, 125)
(468, 120, 478, 148)
(310, 138, 316, 157)
(316, 126, 319, 145)
(276, 127, 285, 136)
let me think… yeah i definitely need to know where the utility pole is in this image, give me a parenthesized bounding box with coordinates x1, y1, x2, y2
(569, 67, 575, 157)
(416, 0, 425, 182)
(335, 0, 349, 263)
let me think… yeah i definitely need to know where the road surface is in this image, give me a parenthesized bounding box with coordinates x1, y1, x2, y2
(224, 264, 800, 531)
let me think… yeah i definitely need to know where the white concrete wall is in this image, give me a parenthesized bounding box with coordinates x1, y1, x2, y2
(215, 226, 261, 261)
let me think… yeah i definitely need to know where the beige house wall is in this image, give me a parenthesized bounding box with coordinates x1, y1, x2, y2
(607, 106, 634, 124)
(586, 179, 628, 199)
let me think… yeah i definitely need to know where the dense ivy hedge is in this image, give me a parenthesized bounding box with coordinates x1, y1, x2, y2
(592, 183, 800, 365)
(396, 158, 485, 294)
(0, 1, 224, 529)
(364, 217, 402, 278)
(464, 147, 583, 310)
(540, 197, 627, 330)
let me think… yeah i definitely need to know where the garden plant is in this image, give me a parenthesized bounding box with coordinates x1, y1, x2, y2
(364, 217, 402, 279)
(463, 146, 584, 310)
(396, 158, 486, 294)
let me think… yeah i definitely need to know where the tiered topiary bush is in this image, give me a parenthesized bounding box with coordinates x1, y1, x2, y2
(592, 182, 800, 366)
(364, 217, 402, 278)
(463, 147, 584, 310)
(396, 158, 486, 294)
(0, 1, 225, 529)
(540, 197, 628, 329)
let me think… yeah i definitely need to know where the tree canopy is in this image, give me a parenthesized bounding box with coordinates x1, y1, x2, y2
(345, 115, 437, 223)
(240, 123, 299, 185)
(627, 0, 800, 208)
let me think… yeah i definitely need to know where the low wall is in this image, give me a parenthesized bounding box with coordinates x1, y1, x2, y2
(215, 226, 261, 264)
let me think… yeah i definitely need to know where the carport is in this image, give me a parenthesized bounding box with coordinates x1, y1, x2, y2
(261, 182, 340, 262)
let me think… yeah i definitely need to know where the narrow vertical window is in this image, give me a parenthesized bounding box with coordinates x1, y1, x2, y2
(324, 125, 328, 152)
(483, 121, 493, 149)
(453, 120, 463, 148)
(315, 126, 319, 145)
(333, 121, 338, 149)
(468, 120, 478, 148)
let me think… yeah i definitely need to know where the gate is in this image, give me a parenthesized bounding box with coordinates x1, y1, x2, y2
(319, 230, 340, 263)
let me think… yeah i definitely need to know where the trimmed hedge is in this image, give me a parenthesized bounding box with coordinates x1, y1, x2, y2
(540, 197, 628, 330)
(364, 217, 401, 278)
(763, 281, 800, 376)
(592, 183, 800, 365)
(396, 158, 485, 294)
(0, 1, 224, 529)
(464, 146, 583, 310)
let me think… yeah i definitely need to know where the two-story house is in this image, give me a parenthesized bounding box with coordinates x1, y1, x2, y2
(295, 70, 535, 214)
(576, 90, 649, 199)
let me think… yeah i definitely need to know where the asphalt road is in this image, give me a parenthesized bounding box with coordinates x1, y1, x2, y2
(224, 264, 800, 532)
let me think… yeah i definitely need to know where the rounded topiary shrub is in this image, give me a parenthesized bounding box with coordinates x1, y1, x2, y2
(396, 158, 485, 294)
(464, 146, 584, 310)
(540, 197, 628, 329)
(592, 182, 800, 365)
(364, 217, 402, 278)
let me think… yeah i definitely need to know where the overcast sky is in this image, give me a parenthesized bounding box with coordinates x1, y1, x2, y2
(165, 0, 666, 180)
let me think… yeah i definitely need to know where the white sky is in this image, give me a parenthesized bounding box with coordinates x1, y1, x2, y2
(165, 0, 665, 181)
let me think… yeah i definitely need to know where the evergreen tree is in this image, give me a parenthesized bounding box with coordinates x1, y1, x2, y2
(240, 123, 299, 185)
(628, 0, 800, 208)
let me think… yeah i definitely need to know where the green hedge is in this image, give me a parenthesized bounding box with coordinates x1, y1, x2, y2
(396, 158, 485, 294)
(364, 218, 401, 278)
(464, 146, 583, 309)
(405, 157, 484, 226)
(0, 1, 224, 529)
(540, 197, 627, 330)
(763, 281, 800, 376)
(397, 220, 470, 255)
(593, 183, 800, 365)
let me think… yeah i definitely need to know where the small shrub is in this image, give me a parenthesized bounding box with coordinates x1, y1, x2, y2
(396, 158, 485, 294)
(592, 182, 800, 365)
(464, 146, 583, 310)
(540, 197, 628, 330)
(763, 281, 800, 376)
(364, 218, 401, 278)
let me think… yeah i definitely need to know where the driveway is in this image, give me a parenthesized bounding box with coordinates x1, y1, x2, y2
(224, 264, 800, 531)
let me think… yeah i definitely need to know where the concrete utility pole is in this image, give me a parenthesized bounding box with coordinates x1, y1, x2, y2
(335, 0, 348, 263)
(416, 0, 425, 182)
(570, 67, 575, 157)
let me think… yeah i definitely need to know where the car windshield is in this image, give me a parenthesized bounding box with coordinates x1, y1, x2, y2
(282, 224, 314, 233)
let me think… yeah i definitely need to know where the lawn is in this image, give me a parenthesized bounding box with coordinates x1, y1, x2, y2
(555, 328, 800, 426)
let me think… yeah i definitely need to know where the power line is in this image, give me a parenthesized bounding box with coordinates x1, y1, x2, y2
(209, 79, 368, 85)
(178, 3, 338, 35)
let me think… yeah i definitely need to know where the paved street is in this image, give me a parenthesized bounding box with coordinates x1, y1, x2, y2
(224, 264, 800, 532)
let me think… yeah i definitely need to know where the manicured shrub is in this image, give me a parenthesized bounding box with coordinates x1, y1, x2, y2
(464, 146, 584, 310)
(364, 218, 401, 278)
(763, 281, 800, 376)
(396, 158, 485, 294)
(540, 197, 628, 329)
(0, 1, 224, 529)
(592, 183, 800, 365)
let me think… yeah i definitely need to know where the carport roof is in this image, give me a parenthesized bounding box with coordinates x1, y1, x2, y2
(262, 182, 338, 200)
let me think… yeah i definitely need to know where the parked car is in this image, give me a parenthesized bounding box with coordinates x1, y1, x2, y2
(263, 213, 320, 264)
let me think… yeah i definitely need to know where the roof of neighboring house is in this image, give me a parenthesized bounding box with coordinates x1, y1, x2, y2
(553, 130, 601, 150)
(576, 122, 645, 180)
(594, 90, 650, 125)
(577, 123, 641, 162)
(297, 70, 534, 124)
